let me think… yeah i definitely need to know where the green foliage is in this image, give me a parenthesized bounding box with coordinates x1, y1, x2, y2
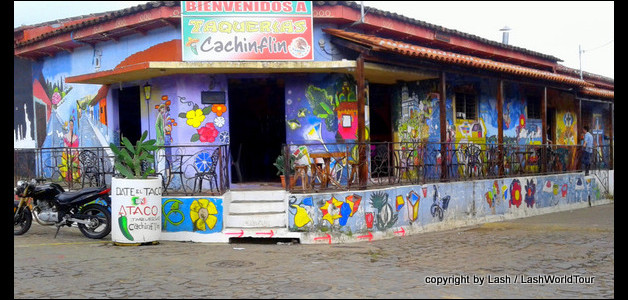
(273, 148, 296, 176)
(109, 130, 161, 179)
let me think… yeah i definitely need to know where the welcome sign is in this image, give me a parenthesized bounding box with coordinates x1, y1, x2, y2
(181, 1, 313, 61)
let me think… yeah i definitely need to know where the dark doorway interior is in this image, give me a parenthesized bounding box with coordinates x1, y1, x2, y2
(228, 78, 285, 183)
(369, 83, 393, 143)
(547, 107, 556, 144)
(117, 86, 142, 144)
(369, 83, 394, 176)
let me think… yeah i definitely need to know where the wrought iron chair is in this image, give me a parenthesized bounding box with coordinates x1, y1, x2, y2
(158, 149, 189, 195)
(79, 149, 101, 188)
(192, 148, 220, 193)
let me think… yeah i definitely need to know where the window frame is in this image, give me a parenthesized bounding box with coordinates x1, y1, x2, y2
(454, 91, 478, 121)
(526, 94, 542, 120)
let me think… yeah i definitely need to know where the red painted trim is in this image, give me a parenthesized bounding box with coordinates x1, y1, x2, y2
(15, 6, 180, 57)
(116, 39, 181, 69)
(65, 62, 150, 84)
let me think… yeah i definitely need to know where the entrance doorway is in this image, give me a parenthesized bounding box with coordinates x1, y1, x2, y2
(369, 83, 394, 175)
(369, 83, 394, 143)
(547, 107, 556, 144)
(116, 86, 142, 144)
(228, 78, 286, 183)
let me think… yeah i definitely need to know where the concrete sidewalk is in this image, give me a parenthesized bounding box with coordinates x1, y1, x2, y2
(15, 203, 613, 298)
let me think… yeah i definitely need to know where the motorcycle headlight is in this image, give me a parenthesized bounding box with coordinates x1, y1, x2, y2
(14, 181, 26, 196)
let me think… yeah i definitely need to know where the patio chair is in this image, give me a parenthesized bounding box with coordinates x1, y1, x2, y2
(79, 149, 101, 188)
(192, 148, 220, 193)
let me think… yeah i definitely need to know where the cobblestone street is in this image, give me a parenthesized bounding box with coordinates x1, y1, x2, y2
(14, 203, 613, 298)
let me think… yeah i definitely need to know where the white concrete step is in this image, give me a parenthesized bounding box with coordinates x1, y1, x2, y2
(225, 212, 286, 228)
(229, 190, 286, 201)
(222, 227, 301, 239)
(229, 200, 285, 214)
(225, 190, 288, 231)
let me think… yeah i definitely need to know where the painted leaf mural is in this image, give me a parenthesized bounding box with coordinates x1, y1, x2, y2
(306, 85, 337, 132)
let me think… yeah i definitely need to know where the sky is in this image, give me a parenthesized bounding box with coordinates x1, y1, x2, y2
(14, 1, 614, 79)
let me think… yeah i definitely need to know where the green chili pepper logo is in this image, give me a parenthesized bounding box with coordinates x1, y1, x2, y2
(118, 215, 134, 241)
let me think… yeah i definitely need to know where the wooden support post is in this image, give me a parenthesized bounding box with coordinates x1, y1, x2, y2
(356, 54, 367, 189)
(541, 87, 547, 145)
(577, 96, 582, 143)
(609, 102, 614, 169)
(541, 86, 547, 173)
(497, 80, 504, 176)
(439, 71, 447, 181)
(284, 144, 290, 192)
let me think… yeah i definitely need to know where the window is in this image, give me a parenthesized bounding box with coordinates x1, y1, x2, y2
(527, 95, 541, 119)
(455, 92, 477, 120)
(342, 114, 352, 127)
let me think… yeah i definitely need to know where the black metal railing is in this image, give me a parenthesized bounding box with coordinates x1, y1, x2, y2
(13, 145, 230, 196)
(14, 142, 612, 195)
(282, 142, 613, 193)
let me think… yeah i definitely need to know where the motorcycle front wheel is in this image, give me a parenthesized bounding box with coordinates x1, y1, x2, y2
(78, 204, 111, 239)
(14, 205, 32, 235)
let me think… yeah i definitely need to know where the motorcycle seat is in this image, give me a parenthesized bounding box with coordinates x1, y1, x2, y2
(56, 187, 106, 204)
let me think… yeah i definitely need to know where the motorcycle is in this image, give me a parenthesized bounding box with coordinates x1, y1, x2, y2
(14, 179, 112, 239)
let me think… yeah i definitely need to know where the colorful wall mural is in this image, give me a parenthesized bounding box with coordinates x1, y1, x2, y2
(549, 90, 579, 146)
(289, 172, 605, 243)
(162, 197, 224, 234)
(31, 29, 180, 150)
(394, 80, 444, 144)
(386, 76, 546, 147)
(151, 74, 229, 147)
(285, 73, 366, 146)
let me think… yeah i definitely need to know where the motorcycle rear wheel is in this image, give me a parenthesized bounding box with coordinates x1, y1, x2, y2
(78, 204, 111, 239)
(14, 205, 32, 235)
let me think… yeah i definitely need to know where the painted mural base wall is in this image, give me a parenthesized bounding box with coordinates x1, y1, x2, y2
(158, 171, 613, 244)
(293, 171, 613, 244)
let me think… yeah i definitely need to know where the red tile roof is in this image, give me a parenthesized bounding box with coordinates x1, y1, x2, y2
(579, 86, 614, 99)
(323, 28, 595, 88)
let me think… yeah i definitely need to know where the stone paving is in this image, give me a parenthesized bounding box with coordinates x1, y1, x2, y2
(14, 203, 613, 298)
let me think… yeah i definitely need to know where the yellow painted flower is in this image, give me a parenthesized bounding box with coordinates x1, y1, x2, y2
(190, 199, 218, 231)
(186, 109, 205, 128)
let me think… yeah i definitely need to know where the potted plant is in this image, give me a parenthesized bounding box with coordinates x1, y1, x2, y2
(109, 130, 162, 245)
(273, 148, 296, 188)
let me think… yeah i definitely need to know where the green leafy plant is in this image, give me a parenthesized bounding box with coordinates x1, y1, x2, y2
(110, 131, 161, 179)
(273, 148, 296, 176)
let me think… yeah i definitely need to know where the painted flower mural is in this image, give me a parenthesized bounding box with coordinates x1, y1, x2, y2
(214, 116, 225, 128)
(51, 91, 62, 105)
(178, 99, 226, 144)
(194, 122, 219, 143)
(185, 108, 206, 128)
(195, 151, 213, 172)
(524, 179, 536, 208)
(212, 104, 227, 116)
(509, 179, 523, 208)
(190, 198, 218, 231)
